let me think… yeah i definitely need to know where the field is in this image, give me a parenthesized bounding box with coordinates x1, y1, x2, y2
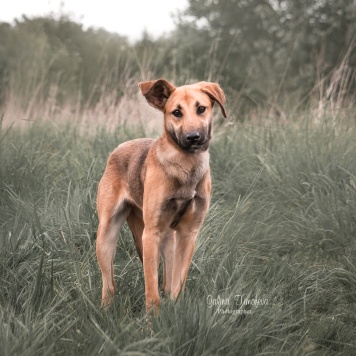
(1, 108, 356, 355)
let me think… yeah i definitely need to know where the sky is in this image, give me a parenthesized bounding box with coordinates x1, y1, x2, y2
(0, 0, 188, 41)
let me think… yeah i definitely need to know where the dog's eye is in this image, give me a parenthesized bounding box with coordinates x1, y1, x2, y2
(197, 106, 206, 115)
(172, 109, 182, 118)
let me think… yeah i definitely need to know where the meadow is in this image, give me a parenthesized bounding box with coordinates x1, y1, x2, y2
(0, 101, 355, 355)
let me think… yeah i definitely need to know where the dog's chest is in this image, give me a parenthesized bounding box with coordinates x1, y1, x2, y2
(155, 140, 209, 183)
(162, 189, 196, 228)
(166, 153, 209, 186)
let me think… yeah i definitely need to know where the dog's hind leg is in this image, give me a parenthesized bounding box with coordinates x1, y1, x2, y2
(96, 198, 130, 307)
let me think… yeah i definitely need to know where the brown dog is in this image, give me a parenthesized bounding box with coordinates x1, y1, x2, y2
(96, 79, 226, 313)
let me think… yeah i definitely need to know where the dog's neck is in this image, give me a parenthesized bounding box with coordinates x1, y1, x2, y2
(154, 134, 210, 185)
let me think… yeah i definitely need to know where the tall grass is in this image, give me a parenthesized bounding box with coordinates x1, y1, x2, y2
(0, 107, 356, 354)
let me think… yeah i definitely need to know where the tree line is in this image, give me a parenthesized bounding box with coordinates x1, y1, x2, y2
(0, 0, 355, 114)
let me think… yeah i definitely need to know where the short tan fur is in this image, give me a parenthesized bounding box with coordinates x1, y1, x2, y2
(96, 79, 226, 313)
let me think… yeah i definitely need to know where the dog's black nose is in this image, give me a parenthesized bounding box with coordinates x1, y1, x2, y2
(186, 131, 201, 144)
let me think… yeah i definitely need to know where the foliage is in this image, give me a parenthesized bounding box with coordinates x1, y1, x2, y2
(0, 0, 355, 114)
(173, 0, 356, 106)
(0, 16, 132, 108)
(0, 114, 356, 354)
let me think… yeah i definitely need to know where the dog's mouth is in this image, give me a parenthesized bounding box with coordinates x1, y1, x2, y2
(167, 126, 211, 153)
(180, 138, 210, 152)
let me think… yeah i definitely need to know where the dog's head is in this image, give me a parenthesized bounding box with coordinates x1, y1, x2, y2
(139, 79, 226, 153)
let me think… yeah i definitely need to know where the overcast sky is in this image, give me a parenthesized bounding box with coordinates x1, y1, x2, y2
(0, 0, 188, 41)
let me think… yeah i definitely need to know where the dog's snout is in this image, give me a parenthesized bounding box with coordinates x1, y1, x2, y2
(186, 131, 201, 144)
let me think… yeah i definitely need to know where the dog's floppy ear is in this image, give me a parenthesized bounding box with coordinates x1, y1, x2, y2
(138, 79, 176, 112)
(199, 82, 227, 118)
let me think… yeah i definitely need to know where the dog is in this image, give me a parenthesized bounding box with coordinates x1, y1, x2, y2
(96, 78, 226, 313)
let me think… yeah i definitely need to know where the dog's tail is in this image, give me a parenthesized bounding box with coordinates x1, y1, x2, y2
(126, 211, 144, 262)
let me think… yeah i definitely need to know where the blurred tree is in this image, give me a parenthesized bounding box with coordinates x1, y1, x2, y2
(274, 0, 356, 95)
(172, 0, 356, 108)
(0, 16, 132, 108)
(0, 2, 354, 114)
(0, 23, 11, 105)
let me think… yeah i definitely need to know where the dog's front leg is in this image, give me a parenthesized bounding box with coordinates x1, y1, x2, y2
(142, 227, 161, 314)
(170, 192, 210, 299)
(170, 229, 199, 299)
